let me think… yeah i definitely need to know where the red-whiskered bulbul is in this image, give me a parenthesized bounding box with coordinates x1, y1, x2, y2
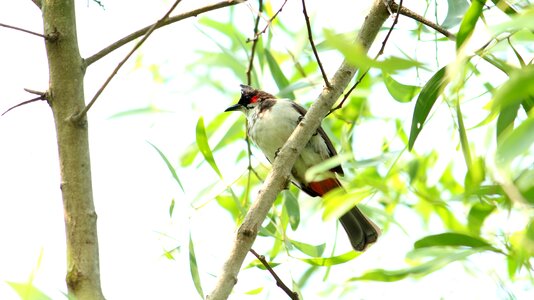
(225, 84, 380, 251)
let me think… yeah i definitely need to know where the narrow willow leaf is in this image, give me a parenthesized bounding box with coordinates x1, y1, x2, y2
(108, 105, 169, 119)
(297, 250, 359, 266)
(496, 103, 520, 140)
(456, 101, 472, 168)
(491, 7, 534, 34)
(290, 239, 326, 257)
(383, 73, 420, 103)
(414, 232, 494, 249)
(322, 187, 373, 221)
(468, 202, 495, 235)
(456, 0, 486, 50)
(305, 153, 352, 182)
(492, 66, 534, 111)
(265, 50, 295, 99)
(283, 191, 300, 231)
(148, 142, 185, 192)
(408, 66, 450, 150)
(496, 116, 534, 167)
(323, 29, 423, 73)
(189, 235, 205, 299)
(196, 117, 223, 179)
(169, 198, 175, 218)
(351, 249, 479, 282)
(244, 287, 264, 295)
(442, 0, 470, 28)
(7, 282, 52, 300)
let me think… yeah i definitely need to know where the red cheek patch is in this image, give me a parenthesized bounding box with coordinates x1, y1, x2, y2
(250, 95, 259, 103)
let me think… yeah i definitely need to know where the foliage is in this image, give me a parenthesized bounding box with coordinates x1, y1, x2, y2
(162, 0, 534, 298)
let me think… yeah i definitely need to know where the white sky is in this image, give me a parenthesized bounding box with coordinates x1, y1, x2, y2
(0, 0, 532, 299)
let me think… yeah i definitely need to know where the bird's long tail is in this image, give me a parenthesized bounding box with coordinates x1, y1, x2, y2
(308, 178, 380, 251)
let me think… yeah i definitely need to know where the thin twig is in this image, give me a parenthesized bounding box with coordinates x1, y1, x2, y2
(302, 0, 331, 89)
(249, 249, 298, 300)
(85, 0, 245, 67)
(248, 0, 289, 42)
(2, 94, 47, 116)
(0, 22, 47, 39)
(73, 0, 184, 121)
(246, 0, 263, 85)
(329, 0, 404, 115)
(31, 0, 42, 9)
(390, 1, 455, 40)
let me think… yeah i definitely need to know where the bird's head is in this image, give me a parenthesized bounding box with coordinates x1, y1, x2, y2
(224, 84, 275, 113)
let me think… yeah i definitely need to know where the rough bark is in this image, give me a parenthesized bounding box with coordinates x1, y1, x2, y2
(42, 1, 104, 299)
(207, 1, 391, 299)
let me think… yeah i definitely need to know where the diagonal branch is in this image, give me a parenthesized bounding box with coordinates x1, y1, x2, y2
(0, 22, 47, 39)
(249, 249, 298, 300)
(302, 0, 330, 89)
(390, 1, 455, 40)
(207, 1, 391, 299)
(85, 0, 246, 67)
(246, 0, 263, 86)
(73, 0, 184, 121)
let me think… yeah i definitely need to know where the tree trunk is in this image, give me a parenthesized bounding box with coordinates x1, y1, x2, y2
(42, 1, 104, 299)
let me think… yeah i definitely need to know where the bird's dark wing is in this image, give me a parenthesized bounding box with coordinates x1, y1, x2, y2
(289, 101, 344, 176)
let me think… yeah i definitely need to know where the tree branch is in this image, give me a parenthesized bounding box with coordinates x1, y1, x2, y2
(31, 0, 41, 9)
(207, 1, 391, 299)
(249, 249, 298, 300)
(246, 0, 263, 86)
(73, 0, 184, 121)
(390, 1, 455, 40)
(0, 22, 47, 39)
(302, 0, 330, 89)
(85, 0, 246, 67)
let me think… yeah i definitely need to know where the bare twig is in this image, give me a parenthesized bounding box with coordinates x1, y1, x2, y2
(390, 1, 455, 40)
(73, 0, 184, 121)
(31, 0, 42, 9)
(85, 0, 246, 67)
(2, 90, 47, 116)
(208, 1, 390, 298)
(302, 0, 330, 89)
(329, 0, 403, 115)
(0, 22, 47, 39)
(249, 249, 298, 300)
(248, 0, 289, 41)
(246, 0, 263, 85)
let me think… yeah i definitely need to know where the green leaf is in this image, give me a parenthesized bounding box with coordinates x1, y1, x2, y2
(491, 7, 534, 34)
(148, 142, 184, 192)
(196, 117, 223, 179)
(467, 202, 495, 235)
(383, 73, 420, 103)
(322, 187, 373, 221)
(414, 232, 493, 249)
(283, 191, 300, 230)
(323, 29, 423, 73)
(496, 115, 534, 167)
(456, 0, 486, 50)
(108, 105, 170, 119)
(497, 103, 520, 140)
(189, 234, 204, 299)
(492, 66, 534, 111)
(290, 239, 326, 257)
(169, 198, 175, 218)
(305, 153, 352, 182)
(7, 282, 52, 300)
(442, 0, 470, 28)
(351, 249, 479, 282)
(244, 287, 264, 295)
(265, 50, 295, 99)
(408, 66, 450, 150)
(297, 250, 359, 266)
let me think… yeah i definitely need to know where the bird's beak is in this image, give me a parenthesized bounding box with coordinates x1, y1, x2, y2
(224, 103, 244, 112)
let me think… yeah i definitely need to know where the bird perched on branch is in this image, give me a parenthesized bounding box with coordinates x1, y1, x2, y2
(225, 84, 379, 251)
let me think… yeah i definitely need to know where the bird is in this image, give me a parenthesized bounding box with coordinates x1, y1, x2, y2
(224, 84, 380, 251)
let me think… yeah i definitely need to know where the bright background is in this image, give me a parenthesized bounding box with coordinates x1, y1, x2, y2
(0, 0, 532, 299)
